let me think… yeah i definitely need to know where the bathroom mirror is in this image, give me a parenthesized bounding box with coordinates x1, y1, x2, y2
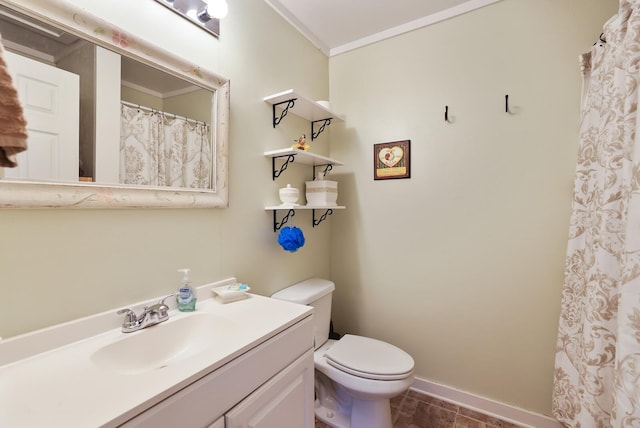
(0, 0, 229, 208)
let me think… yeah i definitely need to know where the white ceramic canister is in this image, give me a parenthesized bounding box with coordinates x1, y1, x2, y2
(305, 174, 337, 207)
(279, 184, 300, 205)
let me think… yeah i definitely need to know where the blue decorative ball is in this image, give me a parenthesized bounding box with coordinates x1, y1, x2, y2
(278, 226, 305, 252)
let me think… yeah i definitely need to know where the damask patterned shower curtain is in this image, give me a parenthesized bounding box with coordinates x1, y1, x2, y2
(120, 103, 212, 188)
(553, 1, 640, 426)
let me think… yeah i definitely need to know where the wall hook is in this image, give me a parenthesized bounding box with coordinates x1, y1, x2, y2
(444, 105, 455, 123)
(504, 94, 521, 115)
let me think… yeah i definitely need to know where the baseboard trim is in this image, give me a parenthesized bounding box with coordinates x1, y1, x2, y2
(411, 377, 563, 428)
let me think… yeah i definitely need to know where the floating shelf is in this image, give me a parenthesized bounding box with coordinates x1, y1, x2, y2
(265, 148, 343, 180)
(264, 89, 344, 140)
(264, 205, 346, 211)
(264, 146, 346, 232)
(265, 205, 346, 232)
(264, 148, 343, 166)
(263, 90, 344, 122)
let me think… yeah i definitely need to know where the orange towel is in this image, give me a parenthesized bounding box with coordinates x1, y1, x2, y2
(0, 34, 28, 168)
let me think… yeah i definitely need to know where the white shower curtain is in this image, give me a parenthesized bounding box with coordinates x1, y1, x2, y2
(120, 103, 212, 188)
(553, 1, 640, 426)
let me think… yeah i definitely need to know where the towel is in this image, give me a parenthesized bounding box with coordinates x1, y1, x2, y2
(0, 34, 28, 167)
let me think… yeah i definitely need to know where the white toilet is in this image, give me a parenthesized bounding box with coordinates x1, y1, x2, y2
(271, 278, 415, 428)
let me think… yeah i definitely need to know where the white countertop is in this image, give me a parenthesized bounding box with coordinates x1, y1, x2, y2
(0, 280, 312, 427)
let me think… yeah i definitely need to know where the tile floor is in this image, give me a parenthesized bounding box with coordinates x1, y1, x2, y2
(315, 389, 525, 428)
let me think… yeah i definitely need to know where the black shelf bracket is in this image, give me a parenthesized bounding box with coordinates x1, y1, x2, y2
(312, 163, 333, 179)
(273, 209, 296, 232)
(272, 98, 297, 128)
(313, 209, 334, 227)
(311, 118, 332, 141)
(272, 154, 296, 180)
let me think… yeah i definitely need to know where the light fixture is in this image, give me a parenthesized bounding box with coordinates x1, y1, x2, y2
(196, 0, 228, 22)
(205, 0, 228, 19)
(186, 8, 199, 20)
(196, 5, 211, 22)
(153, 0, 224, 37)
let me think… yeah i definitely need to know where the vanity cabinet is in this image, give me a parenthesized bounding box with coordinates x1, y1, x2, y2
(119, 315, 314, 428)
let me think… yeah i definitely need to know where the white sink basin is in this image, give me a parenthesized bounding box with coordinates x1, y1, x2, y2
(91, 313, 237, 375)
(1, 284, 314, 428)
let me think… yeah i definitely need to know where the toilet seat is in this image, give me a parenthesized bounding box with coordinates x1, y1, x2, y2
(324, 334, 414, 381)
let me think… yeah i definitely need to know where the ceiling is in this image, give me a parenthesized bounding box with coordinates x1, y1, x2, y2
(264, 0, 502, 57)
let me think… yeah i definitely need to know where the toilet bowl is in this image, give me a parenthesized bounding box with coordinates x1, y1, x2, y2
(271, 278, 415, 428)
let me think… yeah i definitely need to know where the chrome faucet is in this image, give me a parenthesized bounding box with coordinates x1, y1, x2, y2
(117, 293, 175, 333)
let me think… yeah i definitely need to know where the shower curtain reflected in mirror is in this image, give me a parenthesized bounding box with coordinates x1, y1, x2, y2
(120, 103, 212, 189)
(553, 1, 640, 426)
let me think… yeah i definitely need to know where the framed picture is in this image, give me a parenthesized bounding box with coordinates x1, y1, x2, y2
(374, 140, 411, 180)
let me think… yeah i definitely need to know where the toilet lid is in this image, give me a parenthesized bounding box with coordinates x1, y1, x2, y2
(324, 334, 414, 381)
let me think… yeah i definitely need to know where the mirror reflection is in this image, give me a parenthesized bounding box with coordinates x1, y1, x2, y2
(0, 4, 214, 189)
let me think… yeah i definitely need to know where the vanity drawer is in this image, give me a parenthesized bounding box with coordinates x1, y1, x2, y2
(225, 349, 314, 428)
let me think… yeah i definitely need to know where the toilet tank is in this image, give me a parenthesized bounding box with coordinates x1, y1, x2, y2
(271, 278, 335, 350)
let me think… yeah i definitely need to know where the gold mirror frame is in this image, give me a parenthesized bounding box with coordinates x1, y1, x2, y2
(0, 0, 229, 208)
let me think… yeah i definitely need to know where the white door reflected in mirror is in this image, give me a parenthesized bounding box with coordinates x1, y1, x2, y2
(3, 51, 79, 182)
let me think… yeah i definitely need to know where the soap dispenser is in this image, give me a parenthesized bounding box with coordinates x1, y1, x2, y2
(176, 268, 196, 312)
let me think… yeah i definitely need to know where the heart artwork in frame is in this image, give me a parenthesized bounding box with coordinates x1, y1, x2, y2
(374, 140, 411, 180)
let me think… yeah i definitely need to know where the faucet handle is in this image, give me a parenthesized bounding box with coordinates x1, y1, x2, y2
(117, 308, 137, 324)
(158, 292, 177, 305)
(147, 293, 176, 320)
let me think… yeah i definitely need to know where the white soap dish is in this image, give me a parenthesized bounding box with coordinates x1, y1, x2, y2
(212, 283, 251, 303)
